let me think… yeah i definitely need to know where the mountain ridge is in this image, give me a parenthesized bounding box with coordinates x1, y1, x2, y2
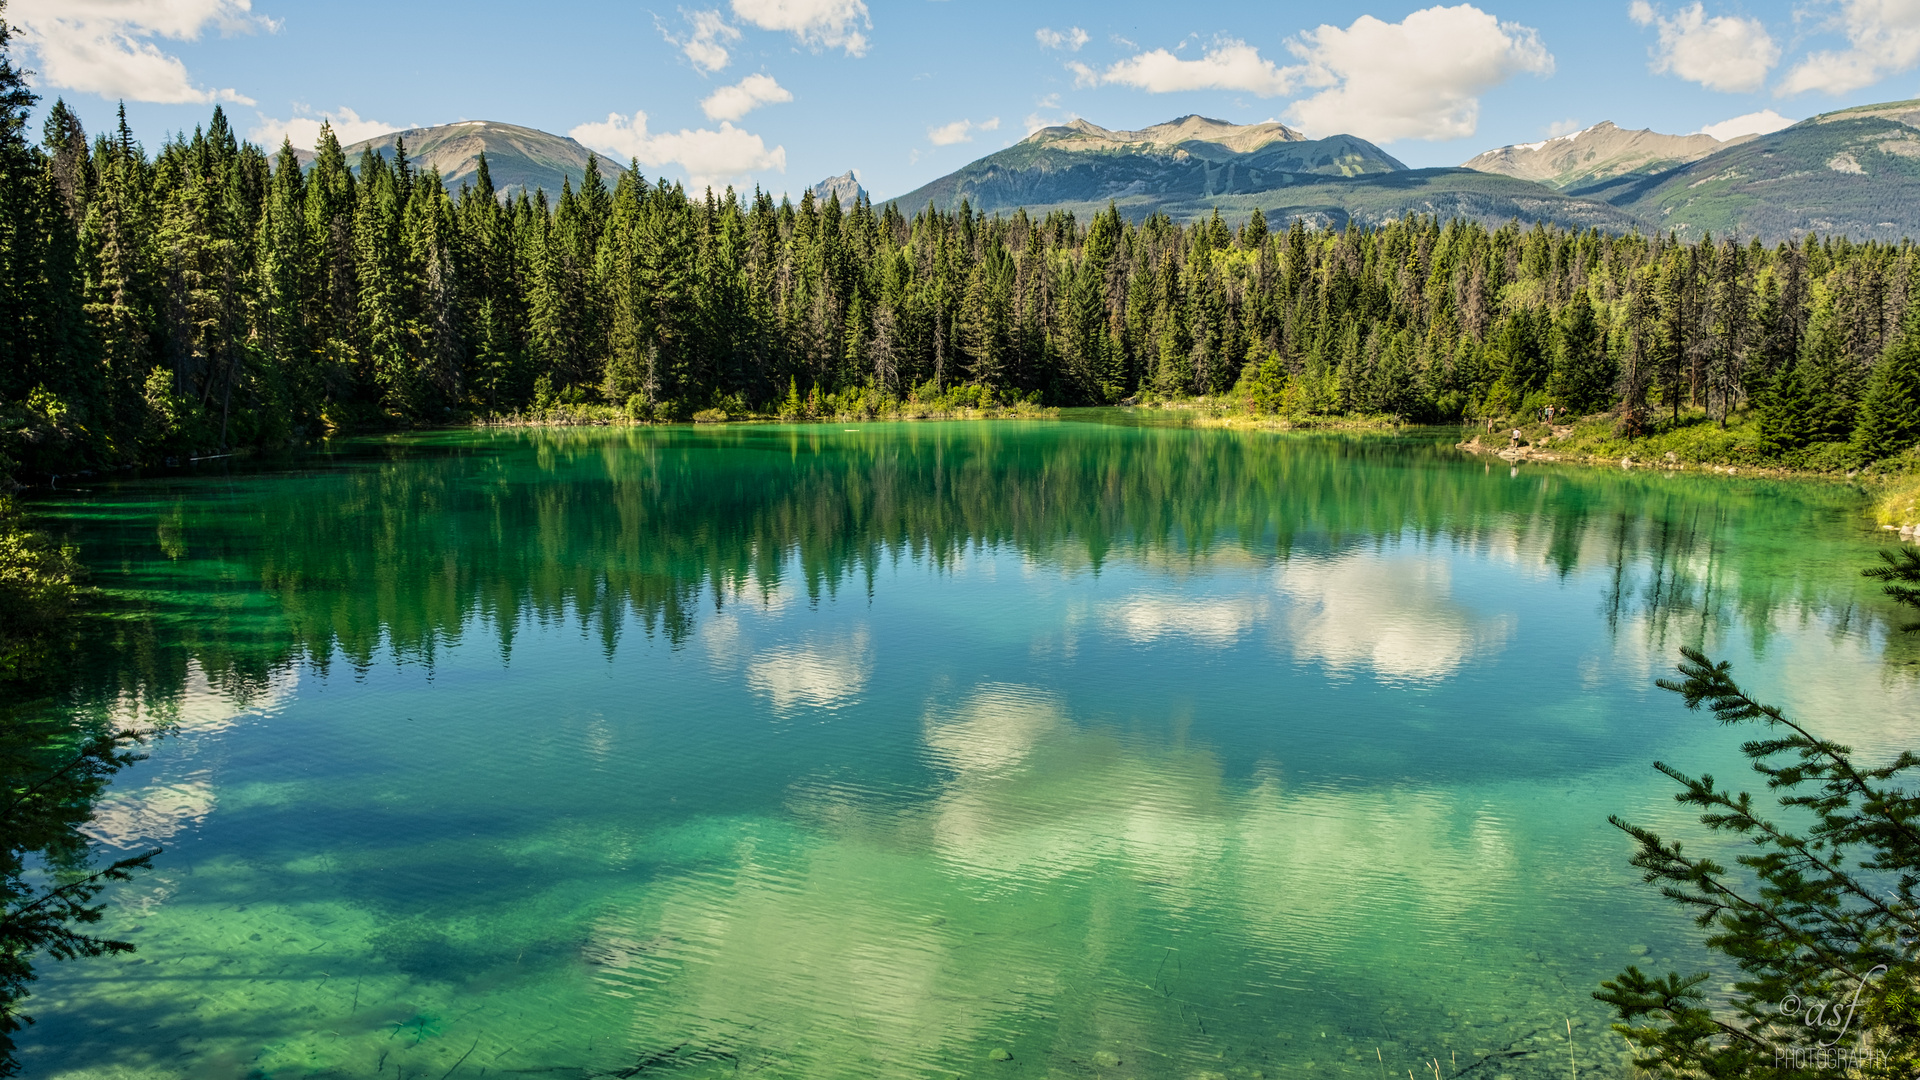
(1461, 122, 1745, 190)
(1024, 115, 1308, 157)
(340, 121, 618, 200)
(891, 116, 1407, 218)
(1581, 101, 1920, 241)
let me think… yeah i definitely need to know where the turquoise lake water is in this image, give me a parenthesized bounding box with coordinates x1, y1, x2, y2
(14, 413, 1918, 1079)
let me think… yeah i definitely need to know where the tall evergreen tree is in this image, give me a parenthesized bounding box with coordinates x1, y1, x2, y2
(0, 0, 38, 408)
(1550, 292, 1611, 414)
(1756, 359, 1816, 457)
(1851, 315, 1920, 463)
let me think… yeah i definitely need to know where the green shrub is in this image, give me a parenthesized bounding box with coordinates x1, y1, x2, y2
(0, 499, 79, 684)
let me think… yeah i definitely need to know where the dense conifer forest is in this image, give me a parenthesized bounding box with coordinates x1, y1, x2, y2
(6, 17, 1920, 484)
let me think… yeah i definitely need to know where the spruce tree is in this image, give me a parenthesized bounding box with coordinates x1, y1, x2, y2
(1851, 316, 1920, 464)
(1549, 292, 1611, 415)
(81, 107, 159, 453)
(0, 0, 37, 406)
(258, 140, 315, 422)
(1756, 360, 1816, 457)
(41, 100, 87, 225)
(304, 121, 357, 397)
(1600, 554, 1920, 1077)
(1491, 307, 1546, 412)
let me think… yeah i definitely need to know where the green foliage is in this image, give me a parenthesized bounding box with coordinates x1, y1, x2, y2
(1852, 319, 1920, 464)
(1758, 362, 1817, 457)
(1550, 293, 1615, 414)
(1238, 351, 1289, 414)
(0, 498, 77, 683)
(1598, 557, 1920, 1077)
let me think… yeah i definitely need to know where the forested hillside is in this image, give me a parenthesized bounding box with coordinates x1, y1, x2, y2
(1591, 106, 1920, 244)
(6, 14, 1920, 485)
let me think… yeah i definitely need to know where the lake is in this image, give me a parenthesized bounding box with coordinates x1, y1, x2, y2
(16, 413, 1916, 1079)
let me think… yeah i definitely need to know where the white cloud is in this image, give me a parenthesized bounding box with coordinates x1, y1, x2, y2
(248, 106, 402, 151)
(1780, 0, 1920, 95)
(1035, 26, 1089, 51)
(1102, 38, 1294, 96)
(1095, 7, 1550, 142)
(730, 0, 870, 56)
(1067, 60, 1099, 89)
(11, 0, 269, 105)
(570, 111, 787, 191)
(928, 116, 999, 146)
(1546, 117, 1584, 137)
(1695, 108, 1796, 140)
(662, 9, 741, 72)
(1628, 2, 1778, 93)
(702, 73, 793, 120)
(1279, 5, 1554, 143)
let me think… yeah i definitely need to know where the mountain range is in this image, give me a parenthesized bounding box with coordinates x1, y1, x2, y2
(1459, 122, 1746, 190)
(888, 114, 1645, 232)
(1565, 101, 1920, 243)
(888, 101, 1920, 242)
(303, 98, 1920, 242)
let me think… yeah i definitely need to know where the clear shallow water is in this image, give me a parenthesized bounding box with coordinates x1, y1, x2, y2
(16, 415, 1919, 1079)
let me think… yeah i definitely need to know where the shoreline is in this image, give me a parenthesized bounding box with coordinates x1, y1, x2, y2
(19, 411, 1916, 542)
(1451, 431, 1920, 540)
(1119, 400, 1409, 433)
(1450, 431, 1825, 479)
(475, 403, 1058, 428)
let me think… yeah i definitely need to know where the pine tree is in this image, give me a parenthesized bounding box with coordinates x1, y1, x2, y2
(1549, 292, 1612, 415)
(31, 119, 96, 420)
(0, 0, 37, 406)
(1756, 360, 1816, 457)
(1490, 307, 1546, 412)
(1654, 258, 1688, 424)
(258, 140, 315, 424)
(1600, 556, 1920, 1077)
(408, 169, 463, 412)
(81, 107, 159, 452)
(1851, 317, 1920, 463)
(304, 121, 357, 403)
(1800, 305, 1863, 442)
(355, 146, 419, 415)
(41, 100, 87, 225)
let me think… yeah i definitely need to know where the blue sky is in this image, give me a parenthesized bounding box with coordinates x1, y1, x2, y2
(13, 0, 1920, 199)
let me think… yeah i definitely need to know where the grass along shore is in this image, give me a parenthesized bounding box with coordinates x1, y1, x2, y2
(478, 379, 1056, 428)
(1152, 390, 1919, 531)
(1122, 395, 1410, 432)
(1451, 408, 1920, 531)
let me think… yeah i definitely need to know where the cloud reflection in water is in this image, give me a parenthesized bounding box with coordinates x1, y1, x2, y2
(1275, 551, 1513, 682)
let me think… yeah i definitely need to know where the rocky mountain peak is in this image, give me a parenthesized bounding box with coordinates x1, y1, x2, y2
(811, 170, 867, 205)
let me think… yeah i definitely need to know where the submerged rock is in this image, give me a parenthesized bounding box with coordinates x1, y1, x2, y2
(988, 1047, 1013, 1061)
(1092, 1050, 1121, 1067)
